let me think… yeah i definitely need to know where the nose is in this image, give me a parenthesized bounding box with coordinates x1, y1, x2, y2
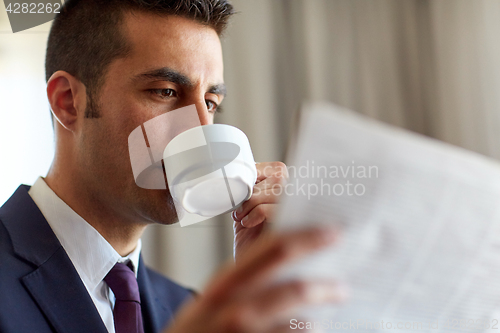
(195, 101, 212, 126)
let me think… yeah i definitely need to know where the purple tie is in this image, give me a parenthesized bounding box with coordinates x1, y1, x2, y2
(104, 262, 144, 333)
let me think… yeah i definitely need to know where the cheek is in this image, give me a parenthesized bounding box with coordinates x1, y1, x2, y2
(100, 92, 152, 145)
(79, 116, 133, 184)
(89, 84, 158, 188)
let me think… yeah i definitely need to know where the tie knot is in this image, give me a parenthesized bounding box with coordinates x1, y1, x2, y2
(104, 262, 141, 303)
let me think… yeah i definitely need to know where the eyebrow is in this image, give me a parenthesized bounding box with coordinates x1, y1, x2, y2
(133, 67, 226, 97)
(208, 84, 227, 97)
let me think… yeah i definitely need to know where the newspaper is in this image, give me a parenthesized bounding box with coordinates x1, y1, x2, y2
(273, 102, 500, 332)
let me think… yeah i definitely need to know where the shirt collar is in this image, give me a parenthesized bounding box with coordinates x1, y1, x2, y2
(28, 177, 142, 292)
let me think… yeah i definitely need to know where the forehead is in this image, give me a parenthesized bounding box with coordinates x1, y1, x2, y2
(119, 11, 224, 83)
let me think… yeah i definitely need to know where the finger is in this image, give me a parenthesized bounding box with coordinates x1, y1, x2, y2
(235, 228, 338, 282)
(234, 174, 284, 221)
(240, 204, 274, 228)
(251, 280, 348, 318)
(256, 161, 288, 183)
(203, 227, 338, 303)
(233, 220, 265, 251)
(230, 281, 346, 333)
(233, 219, 244, 234)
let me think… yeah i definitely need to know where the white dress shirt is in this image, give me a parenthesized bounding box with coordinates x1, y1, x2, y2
(28, 177, 142, 333)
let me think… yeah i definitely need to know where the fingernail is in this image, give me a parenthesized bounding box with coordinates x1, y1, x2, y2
(236, 206, 244, 215)
(241, 215, 249, 227)
(320, 282, 349, 302)
(319, 227, 337, 243)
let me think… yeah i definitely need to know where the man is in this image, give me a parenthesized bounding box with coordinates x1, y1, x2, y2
(0, 1, 344, 332)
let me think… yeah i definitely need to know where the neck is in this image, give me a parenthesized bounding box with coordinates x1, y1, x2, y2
(45, 162, 146, 257)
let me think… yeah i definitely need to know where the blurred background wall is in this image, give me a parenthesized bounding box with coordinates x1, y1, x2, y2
(2, 0, 500, 290)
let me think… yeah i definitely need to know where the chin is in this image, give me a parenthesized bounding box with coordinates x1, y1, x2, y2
(136, 189, 179, 225)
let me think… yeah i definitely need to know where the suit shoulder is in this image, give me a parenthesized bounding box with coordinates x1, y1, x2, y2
(144, 265, 195, 310)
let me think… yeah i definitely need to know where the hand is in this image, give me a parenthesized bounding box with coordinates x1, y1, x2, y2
(232, 162, 288, 261)
(165, 227, 347, 333)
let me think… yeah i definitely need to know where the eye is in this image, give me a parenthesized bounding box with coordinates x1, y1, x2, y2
(206, 100, 219, 113)
(150, 88, 177, 99)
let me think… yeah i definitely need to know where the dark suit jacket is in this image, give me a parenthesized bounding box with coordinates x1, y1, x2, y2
(0, 185, 192, 333)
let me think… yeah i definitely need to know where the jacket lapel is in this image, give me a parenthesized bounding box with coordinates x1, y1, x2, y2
(0, 185, 107, 333)
(137, 256, 175, 333)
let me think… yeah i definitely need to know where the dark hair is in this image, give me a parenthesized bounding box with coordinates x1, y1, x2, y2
(45, 0, 234, 118)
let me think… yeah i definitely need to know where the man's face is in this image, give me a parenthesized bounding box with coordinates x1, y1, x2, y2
(76, 12, 225, 225)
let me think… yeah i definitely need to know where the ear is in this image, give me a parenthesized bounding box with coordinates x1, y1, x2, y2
(46, 71, 86, 132)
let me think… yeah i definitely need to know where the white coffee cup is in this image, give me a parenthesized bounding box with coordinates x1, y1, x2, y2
(163, 124, 257, 217)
